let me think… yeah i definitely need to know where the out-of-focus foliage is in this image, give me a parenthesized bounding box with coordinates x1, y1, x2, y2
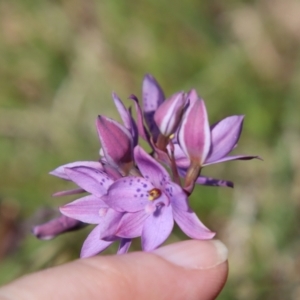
(0, 0, 300, 298)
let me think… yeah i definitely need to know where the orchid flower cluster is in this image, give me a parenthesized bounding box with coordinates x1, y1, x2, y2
(33, 74, 258, 258)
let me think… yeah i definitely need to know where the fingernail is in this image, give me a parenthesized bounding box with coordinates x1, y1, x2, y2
(153, 240, 228, 270)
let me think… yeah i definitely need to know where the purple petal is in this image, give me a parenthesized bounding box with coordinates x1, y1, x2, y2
(50, 161, 103, 180)
(166, 182, 189, 211)
(134, 146, 171, 188)
(170, 143, 190, 169)
(142, 74, 165, 141)
(112, 92, 132, 131)
(116, 211, 149, 238)
(52, 188, 86, 197)
(195, 176, 234, 188)
(102, 164, 122, 180)
(98, 209, 124, 240)
(172, 207, 215, 240)
(129, 95, 151, 145)
(186, 89, 198, 105)
(206, 115, 244, 163)
(152, 143, 172, 168)
(96, 115, 133, 173)
(60, 195, 108, 224)
(32, 215, 84, 240)
(204, 155, 261, 166)
(117, 238, 132, 254)
(102, 177, 154, 212)
(112, 94, 139, 147)
(127, 107, 139, 147)
(65, 167, 113, 197)
(178, 99, 211, 165)
(80, 225, 114, 258)
(154, 92, 185, 136)
(142, 204, 174, 251)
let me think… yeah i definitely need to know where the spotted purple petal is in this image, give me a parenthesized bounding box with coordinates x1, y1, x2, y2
(65, 167, 113, 198)
(102, 177, 154, 212)
(134, 146, 171, 189)
(165, 182, 189, 211)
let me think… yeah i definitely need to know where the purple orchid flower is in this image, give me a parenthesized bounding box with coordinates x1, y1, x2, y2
(33, 74, 261, 259)
(174, 107, 259, 188)
(102, 146, 214, 251)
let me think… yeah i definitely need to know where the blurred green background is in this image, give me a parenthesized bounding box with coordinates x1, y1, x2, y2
(0, 0, 300, 298)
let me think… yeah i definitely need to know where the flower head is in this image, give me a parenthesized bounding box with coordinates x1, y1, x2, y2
(33, 73, 260, 258)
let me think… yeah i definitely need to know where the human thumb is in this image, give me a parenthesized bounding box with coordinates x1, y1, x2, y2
(0, 240, 228, 300)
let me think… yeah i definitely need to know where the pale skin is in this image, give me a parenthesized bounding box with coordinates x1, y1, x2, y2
(0, 240, 228, 300)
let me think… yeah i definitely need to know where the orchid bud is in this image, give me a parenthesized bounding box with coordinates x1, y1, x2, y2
(154, 91, 185, 137)
(96, 115, 133, 175)
(112, 92, 138, 147)
(178, 98, 211, 166)
(142, 74, 165, 141)
(32, 215, 84, 240)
